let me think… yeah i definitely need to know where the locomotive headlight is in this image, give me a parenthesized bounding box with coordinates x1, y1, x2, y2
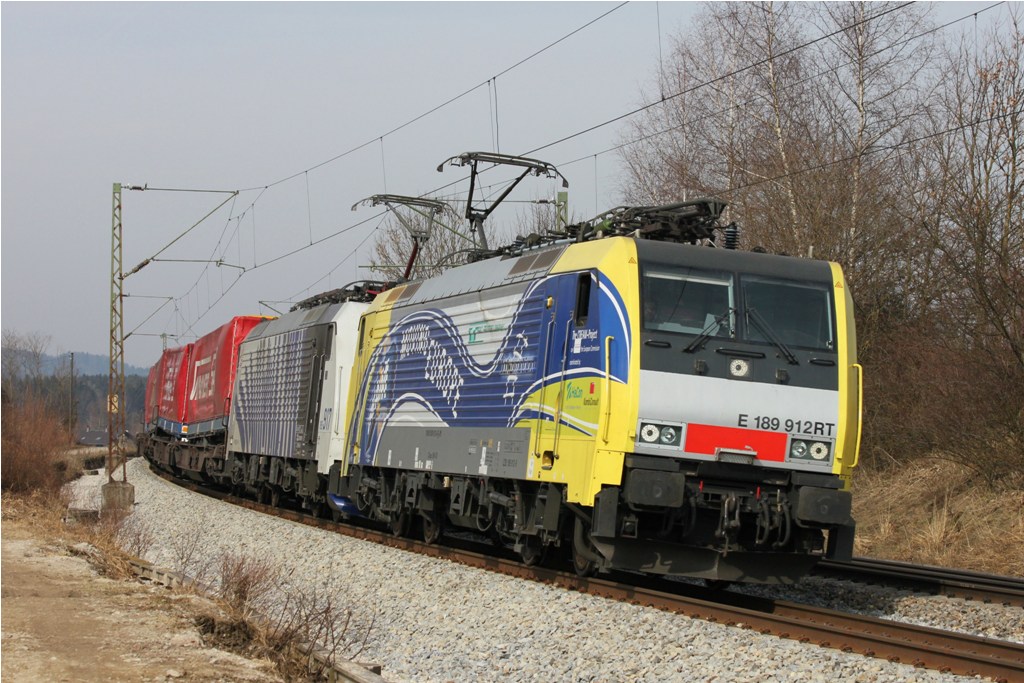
(789, 439, 832, 462)
(640, 424, 661, 443)
(729, 358, 750, 378)
(638, 422, 682, 447)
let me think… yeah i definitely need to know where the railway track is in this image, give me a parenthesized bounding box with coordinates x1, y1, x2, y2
(154, 470, 1024, 682)
(815, 556, 1024, 607)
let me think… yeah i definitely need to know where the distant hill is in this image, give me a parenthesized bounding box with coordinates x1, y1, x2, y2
(1, 348, 149, 377)
(65, 351, 149, 377)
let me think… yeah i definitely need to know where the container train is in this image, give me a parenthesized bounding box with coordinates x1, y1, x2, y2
(139, 197, 861, 584)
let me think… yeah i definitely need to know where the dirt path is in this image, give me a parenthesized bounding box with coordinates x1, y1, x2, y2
(1, 521, 282, 683)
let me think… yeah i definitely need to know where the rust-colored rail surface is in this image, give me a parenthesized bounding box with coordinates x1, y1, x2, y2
(155, 471, 1024, 682)
(816, 556, 1024, 608)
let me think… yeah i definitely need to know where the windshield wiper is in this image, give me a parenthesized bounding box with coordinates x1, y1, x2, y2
(746, 307, 798, 365)
(683, 309, 733, 353)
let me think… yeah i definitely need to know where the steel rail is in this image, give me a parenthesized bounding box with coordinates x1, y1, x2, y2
(816, 557, 1024, 607)
(152, 470, 1024, 682)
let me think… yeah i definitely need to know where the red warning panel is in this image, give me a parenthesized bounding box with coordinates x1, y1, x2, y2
(684, 424, 788, 462)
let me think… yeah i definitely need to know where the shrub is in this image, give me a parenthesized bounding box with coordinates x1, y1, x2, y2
(1, 394, 72, 494)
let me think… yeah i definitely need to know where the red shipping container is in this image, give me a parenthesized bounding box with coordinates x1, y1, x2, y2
(156, 344, 193, 435)
(184, 316, 267, 436)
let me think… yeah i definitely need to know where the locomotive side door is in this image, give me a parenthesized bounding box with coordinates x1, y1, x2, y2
(535, 271, 600, 465)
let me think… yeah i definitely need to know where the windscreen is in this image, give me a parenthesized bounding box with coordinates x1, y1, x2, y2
(741, 276, 834, 350)
(642, 267, 734, 336)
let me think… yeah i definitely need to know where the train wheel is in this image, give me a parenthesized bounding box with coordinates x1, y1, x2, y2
(229, 464, 244, 494)
(389, 510, 410, 537)
(270, 487, 281, 508)
(572, 519, 599, 578)
(519, 536, 546, 566)
(258, 484, 272, 506)
(421, 511, 442, 544)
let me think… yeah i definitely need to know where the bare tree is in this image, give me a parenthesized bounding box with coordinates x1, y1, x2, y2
(2, 330, 51, 392)
(812, 2, 935, 259)
(368, 197, 558, 281)
(620, 3, 839, 254)
(807, 1, 938, 352)
(619, 2, 936, 264)
(368, 201, 476, 281)
(922, 15, 1024, 443)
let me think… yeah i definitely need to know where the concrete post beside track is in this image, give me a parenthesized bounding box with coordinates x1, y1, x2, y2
(101, 481, 135, 515)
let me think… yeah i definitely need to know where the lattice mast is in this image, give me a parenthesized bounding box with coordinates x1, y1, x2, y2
(108, 183, 127, 483)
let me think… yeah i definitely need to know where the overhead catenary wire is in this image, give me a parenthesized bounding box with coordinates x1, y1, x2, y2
(390, 0, 922, 213)
(146, 0, 635, 337)
(143, 1, 1006, 346)
(124, 189, 239, 278)
(420, 1, 1010, 221)
(493, 77, 501, 154)
(432, 1, 1006, 227)
(488, 79, 497, 153)
(519, 2, 916, 159)
(224, 1, 962, 267)
(283, 214, 387, 305)
(720, 109, 1022, 197)
(551, 1, 1006, 171)
(161, 208, 389, 341)
(126, 297, 175, 340)
(145, 4, 631, 341)
(235, 2, 629, 194)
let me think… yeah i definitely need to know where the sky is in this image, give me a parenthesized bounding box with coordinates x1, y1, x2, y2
(0, 1, 1004, 367)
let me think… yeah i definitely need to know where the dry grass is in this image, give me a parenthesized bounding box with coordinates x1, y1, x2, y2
(2, 487, 143, 581)
(1, 488, 71, 528)
(852, 456, 1024, 577)
(168, 517, 214, 585)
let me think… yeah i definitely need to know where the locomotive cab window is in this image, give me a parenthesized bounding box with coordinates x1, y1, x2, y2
(642, 267, 734, 337)
(574, 272, 592, 327)
(740, 276, 834, 350)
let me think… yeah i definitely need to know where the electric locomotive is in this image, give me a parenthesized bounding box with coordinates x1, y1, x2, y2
(139, 192, 860, 584)
(333, 199, 861, 582)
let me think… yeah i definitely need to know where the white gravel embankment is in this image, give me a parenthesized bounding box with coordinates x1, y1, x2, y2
(72, 460, 1016, 683)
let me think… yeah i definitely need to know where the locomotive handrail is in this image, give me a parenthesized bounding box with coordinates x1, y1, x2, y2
(552, 318, 573, 451)
(852, 363, 864, 468)
(602, 336, 613, 443)
(534, 317, 556, 459)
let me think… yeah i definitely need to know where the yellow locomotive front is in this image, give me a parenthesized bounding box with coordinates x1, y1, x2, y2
(567, 235, 861, 582)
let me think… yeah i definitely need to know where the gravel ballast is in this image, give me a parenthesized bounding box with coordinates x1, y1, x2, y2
(73, 460, 1017, 682)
